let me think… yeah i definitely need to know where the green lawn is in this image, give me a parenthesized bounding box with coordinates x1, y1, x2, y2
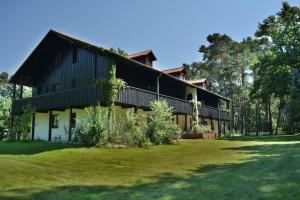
(0, 135, 300, 200)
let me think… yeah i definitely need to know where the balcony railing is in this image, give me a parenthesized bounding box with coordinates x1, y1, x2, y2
(11, 85, 230, 121)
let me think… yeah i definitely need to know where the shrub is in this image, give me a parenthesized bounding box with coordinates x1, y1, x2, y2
(123, 109, 148, 147)
(192, 124, 211, 134)
(74, 106, 108, 146)
(147, 100, 180, 144)
(12, 104, 34, 141)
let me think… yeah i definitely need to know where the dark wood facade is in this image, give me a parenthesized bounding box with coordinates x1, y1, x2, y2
(10, 30, 231, 127)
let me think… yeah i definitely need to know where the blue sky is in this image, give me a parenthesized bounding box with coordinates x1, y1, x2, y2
(0, 0, 299, 75)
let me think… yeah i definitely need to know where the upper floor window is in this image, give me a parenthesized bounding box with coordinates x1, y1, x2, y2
(72, 46, 78, 64)
(187, 93, 193, 101)
(52, 83, 60, 92)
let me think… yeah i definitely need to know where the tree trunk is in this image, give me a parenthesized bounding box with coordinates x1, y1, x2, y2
(255, 101, 259, 136)
(275, 98, 283, 135)
(240, 98, 244, 135)
(268, 97, 273, 135)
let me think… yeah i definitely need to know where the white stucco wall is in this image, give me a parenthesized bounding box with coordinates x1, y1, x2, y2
(31, 106, 196, 141)
(34, 112, 49, 141)
(186, 86, 197, 102)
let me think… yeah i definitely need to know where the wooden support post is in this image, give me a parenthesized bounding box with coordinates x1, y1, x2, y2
(68, 108, 72, 142)
(10, 114, 14, 140)
(218, 98, 221, 137)
(156, 74, 161, 100)
(176, 114, 179, 125)
(31, 112, 35, 141)
(48, 110, 52, 142)
(20, 85, 23, 99)
(210, 115, 213, 132)
(218, 110, 221, 137)
(184, 114, 187, 131)
(12, 84, 16, 99)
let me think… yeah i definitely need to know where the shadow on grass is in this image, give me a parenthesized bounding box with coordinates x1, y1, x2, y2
(1, 140, 300, 199)
(220, 134, 300, 142)
(0, 141, 81, 155)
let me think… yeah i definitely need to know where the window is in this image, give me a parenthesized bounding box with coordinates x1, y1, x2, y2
(71, 113, 76, 128)
(72, 46, 78, 64)
(187, 93, 193, 101)
(52, 83, 60, 92)
(71, 79, 77, 89)
(51, 114, 59, 128)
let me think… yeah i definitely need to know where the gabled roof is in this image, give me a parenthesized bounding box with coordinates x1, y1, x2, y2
(162, 67, 187, 75)
(127, 50, 157, 61)
(10, 29, 231, 101)
(187, 78, 208, 85)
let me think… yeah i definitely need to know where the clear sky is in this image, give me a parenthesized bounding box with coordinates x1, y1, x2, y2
(0, 0, 299, 75)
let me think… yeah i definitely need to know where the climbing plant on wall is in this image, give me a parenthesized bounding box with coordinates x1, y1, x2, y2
(191, 99, 201, 126)
(100, 60, 126, 136)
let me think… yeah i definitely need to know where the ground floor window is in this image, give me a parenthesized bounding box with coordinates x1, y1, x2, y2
(51, 114, 59, 128)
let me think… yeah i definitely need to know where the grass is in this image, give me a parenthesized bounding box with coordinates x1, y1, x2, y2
(0, 135, 299, 200)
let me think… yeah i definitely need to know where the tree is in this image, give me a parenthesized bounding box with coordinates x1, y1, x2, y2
(186, 34, 263, 134)
(0, 72, 12, 139)
(11, 105, 33, 140)
(253, 2, 300, 134)
(109, 48, 128, 57)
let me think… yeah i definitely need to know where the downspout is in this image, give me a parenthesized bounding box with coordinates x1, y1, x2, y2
(156, 74, 162, 100)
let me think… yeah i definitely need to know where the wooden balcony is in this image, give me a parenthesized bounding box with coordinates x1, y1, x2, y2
(11, 85, 230, 121)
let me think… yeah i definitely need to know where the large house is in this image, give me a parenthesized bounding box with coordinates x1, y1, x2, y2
(10, 30, 231, 142)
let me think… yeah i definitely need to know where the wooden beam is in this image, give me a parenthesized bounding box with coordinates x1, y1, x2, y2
(184, 114, 187, 131)
(12, 84, 16, 99)
(48, 110, 52, 142)
(156, 75, 161, 100)
(31, 112, 35, 141)
(20, 85, 23, 99)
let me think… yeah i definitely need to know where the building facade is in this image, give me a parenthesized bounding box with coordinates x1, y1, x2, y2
(10, 30, 231, 142)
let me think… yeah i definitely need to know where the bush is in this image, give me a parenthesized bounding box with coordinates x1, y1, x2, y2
(192, 124, 211, 134)
(123, 109, 148, 147)
(12, 104, 34, 141)
(147, 100, 180, 144)
(74, 106, 108, 146)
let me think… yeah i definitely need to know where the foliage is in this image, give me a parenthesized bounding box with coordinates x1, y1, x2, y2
(122, 109, 148, 147)
(191, 100, 201, 125)
(11, 104, 34, 140)
(253, 2, 300, 134)
(191, 124, 211, 134)
(74, 106, 108, 146)
(147, 100, 180, 144)
(0, 96, 11, 140)
(109, 47, 128, 57)
(100, 63, 126, 136)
